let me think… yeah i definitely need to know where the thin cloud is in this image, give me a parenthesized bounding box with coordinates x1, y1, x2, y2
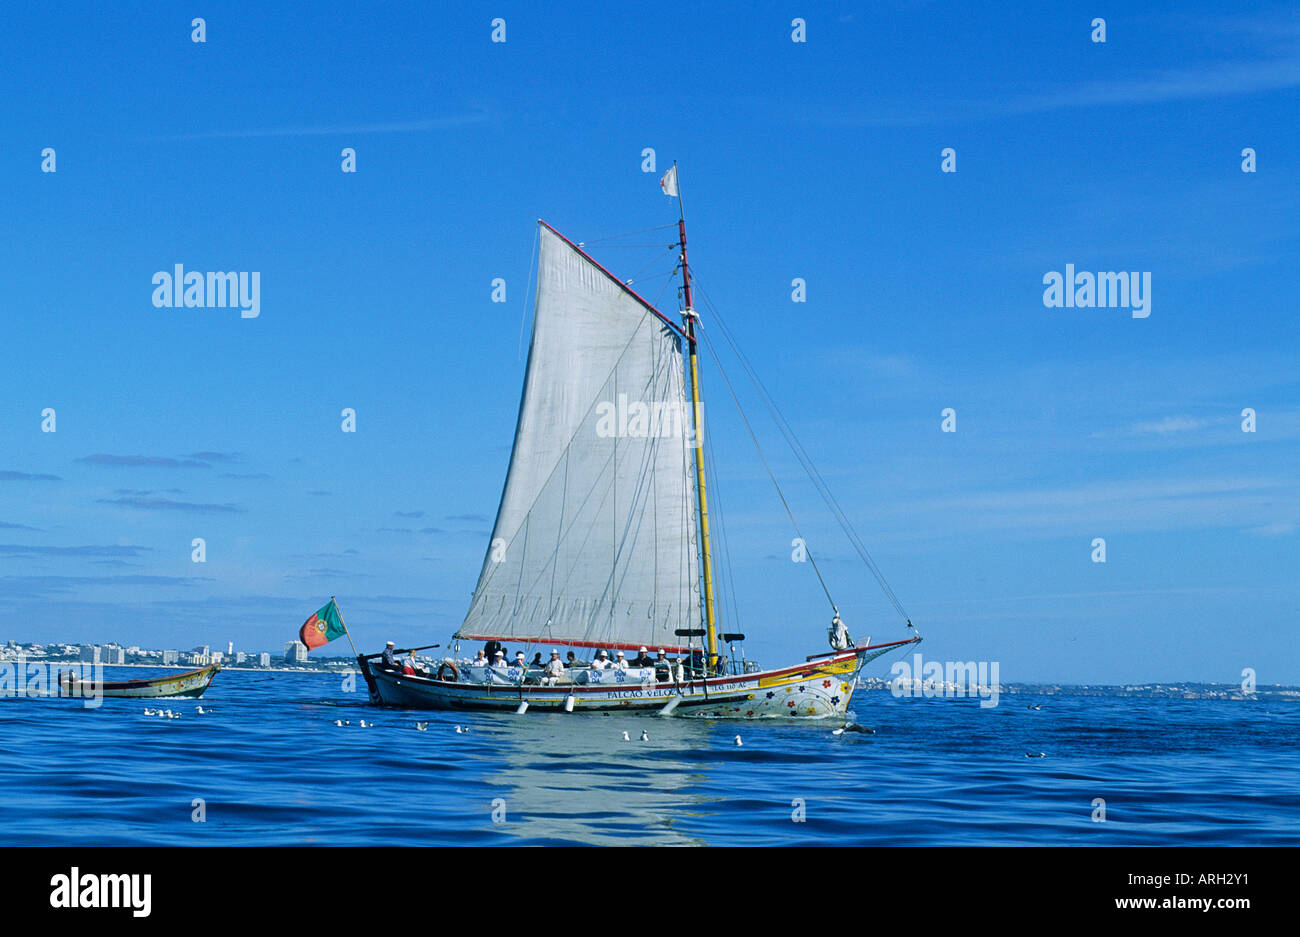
(161, 113, 493, 141)
(394, 511, 426, 519)
(220, 472, 271, 480)
(1131, 416, 1208, 435)
(0, 544, 151, 557)
(0, 521, 40, 531)
(96, 496, 245, 514)
(0, 470, 61, 481)
(809, 54, 1300, 128)
(78, 454, 210, 469)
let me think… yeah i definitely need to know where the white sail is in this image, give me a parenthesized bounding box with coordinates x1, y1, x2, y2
(456, 223, 702, 650)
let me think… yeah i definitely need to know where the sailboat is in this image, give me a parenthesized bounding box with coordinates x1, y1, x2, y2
(358, 175, 921, 717)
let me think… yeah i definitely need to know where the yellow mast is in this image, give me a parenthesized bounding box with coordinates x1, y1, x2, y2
(675, 198, 719, 672)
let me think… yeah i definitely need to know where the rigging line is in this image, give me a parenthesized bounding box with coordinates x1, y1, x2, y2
(581, 223, 678, 245)
(623, 246, 679, 286)
(518, 224, 540, 362)
(589, 243, 681, 249)
(696, 324, 838, 615)
(693, 277, 912, 625)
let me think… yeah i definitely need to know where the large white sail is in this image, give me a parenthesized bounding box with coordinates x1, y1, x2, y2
(456, 223, 702, 650)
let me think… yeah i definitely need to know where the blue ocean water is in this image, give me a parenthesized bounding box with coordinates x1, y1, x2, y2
(1, 668, 1296, 846)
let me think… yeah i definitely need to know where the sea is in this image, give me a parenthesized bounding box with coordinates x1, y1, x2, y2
(1, 668, 1296, 846)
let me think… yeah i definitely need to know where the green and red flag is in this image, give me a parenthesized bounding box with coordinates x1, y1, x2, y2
(300, 598, 346, 651)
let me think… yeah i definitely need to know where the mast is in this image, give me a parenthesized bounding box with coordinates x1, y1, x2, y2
(675, 190, 720, 672)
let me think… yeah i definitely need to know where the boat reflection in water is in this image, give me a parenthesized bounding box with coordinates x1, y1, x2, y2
(464, 712, 718, 846)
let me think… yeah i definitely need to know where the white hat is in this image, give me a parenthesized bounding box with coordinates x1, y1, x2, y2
(616, 650, 625, 657)
(494, 650, 504, 657)
(639, 646, 648, 653)
(598, 649, 608, 657)
(386, 641, 395, 646)
(551, 649, 560, 656)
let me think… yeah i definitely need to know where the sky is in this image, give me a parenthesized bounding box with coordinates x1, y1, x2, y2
(0, 1, 1296, 684)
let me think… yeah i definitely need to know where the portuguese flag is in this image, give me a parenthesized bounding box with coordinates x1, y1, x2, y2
(300, 598, 347, 651)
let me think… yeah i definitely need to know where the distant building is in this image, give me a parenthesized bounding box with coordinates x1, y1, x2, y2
(102, 646, 125, 665)
(210, 651, 224, 664)
(227, 641, 234, 656)
(258, 652, 271, 667)
(79, 645, 100, 664)
(162, 649, 179, 665)
(284, 640, 308, 664)
(234, 651, 247, 664)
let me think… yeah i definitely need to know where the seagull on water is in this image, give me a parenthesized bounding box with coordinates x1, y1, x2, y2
(455, 725, 466, 733)
(197, 705, 209, 714)
(144, 708, 156, 716)
(415, 722, 428, 731)
(640, 730, 649, 741)
(734, 735, 743, 746)
(621, 731, 630, 741)
(334, 720, 345, 727)
(1026, 751, 1047, 758)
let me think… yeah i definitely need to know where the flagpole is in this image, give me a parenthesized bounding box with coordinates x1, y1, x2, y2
(674, 160, 686, 224)
(331, 596, 361, 658)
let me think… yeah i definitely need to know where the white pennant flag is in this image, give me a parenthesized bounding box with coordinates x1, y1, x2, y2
(659, 165, 679, 197)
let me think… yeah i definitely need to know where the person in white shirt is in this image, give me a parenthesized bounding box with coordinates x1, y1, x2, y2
(491, 650, 508, 669)
(471, 650, 487, 666)
(612, 650, 629, 671)
(544, 650, 565, 680)
(591, 650, 611, 670)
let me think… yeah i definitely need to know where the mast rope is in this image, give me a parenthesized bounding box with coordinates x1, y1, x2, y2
(695, 324, 839, 615)
(580, 223, 679, 245)
(693, 276, 914, 628)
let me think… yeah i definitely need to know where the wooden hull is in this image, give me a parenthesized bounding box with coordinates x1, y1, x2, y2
(61, 664, 220, 699)
(358, 645, 902, 718)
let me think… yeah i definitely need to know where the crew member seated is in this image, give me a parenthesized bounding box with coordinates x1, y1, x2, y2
(490, 650, 508, 670)
(630, 646, 654, 667)
(470, 649, 488, 666)
(591, 649, 611, 670)
(612, 650, 630, 671)
(402, 650, 427, 676)
(654, 650, 671, 681)
(544, 650, 565, 683)
(565, 651, 588, 668)
(381, 641, 400, 671)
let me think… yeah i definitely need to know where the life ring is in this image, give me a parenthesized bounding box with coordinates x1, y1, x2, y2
(436, 662, 459, 683)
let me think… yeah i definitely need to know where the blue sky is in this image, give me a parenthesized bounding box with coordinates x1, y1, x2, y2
(1, 1, 1296, 683)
